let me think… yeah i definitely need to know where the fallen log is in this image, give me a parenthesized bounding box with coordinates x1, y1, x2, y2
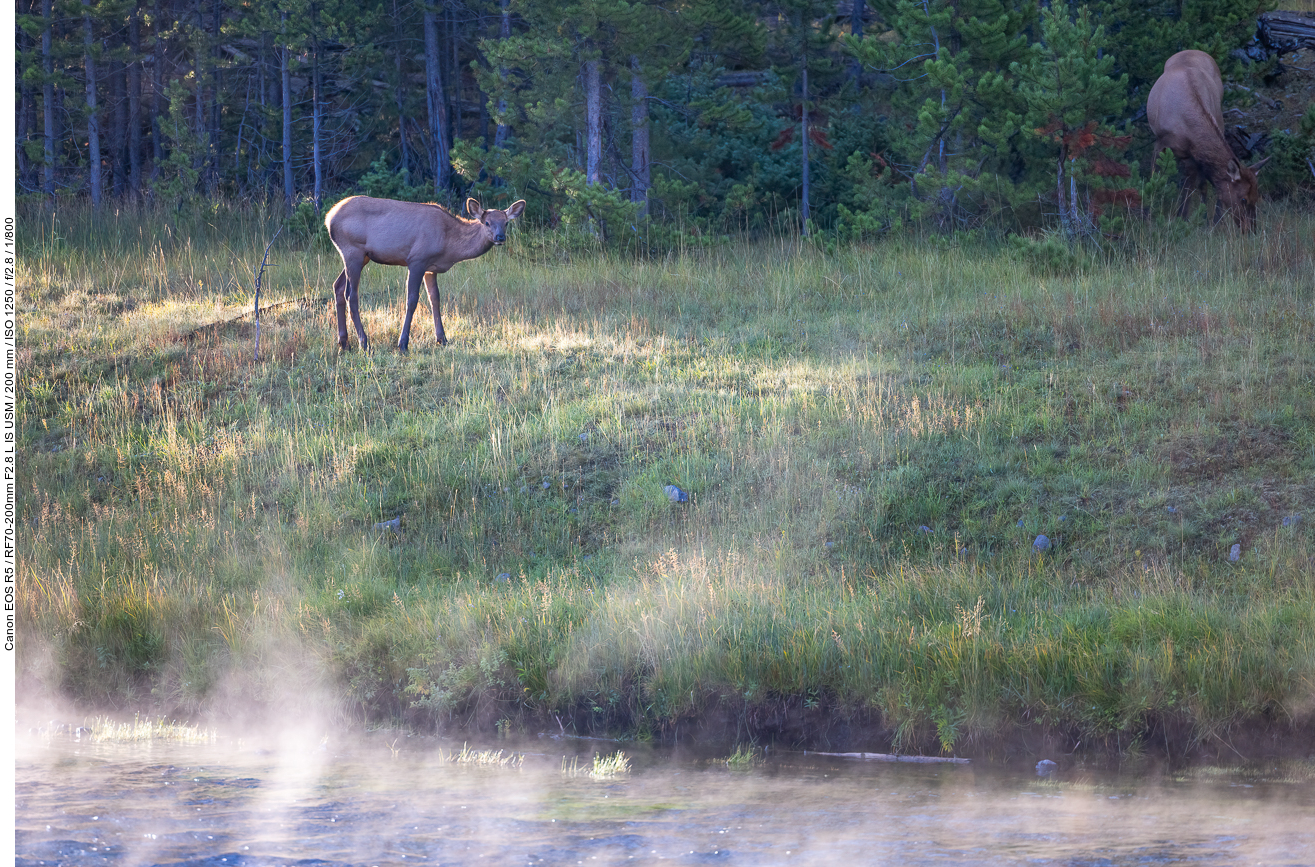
(801, 750, 971, 764)
(1259, 11, 1315, 53)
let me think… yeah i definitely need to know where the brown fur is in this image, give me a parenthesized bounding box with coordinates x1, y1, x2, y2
(1147, 50, 1268, 231)
(324, 196, 526, 350)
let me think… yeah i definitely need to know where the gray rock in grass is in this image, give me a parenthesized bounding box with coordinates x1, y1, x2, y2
(664, 484, 689, 503)
(1229, 543, 1241, 562)
(1033, 534, 1051, 552)
(1036, 759, 1058, 777)
(374, 516, 402, 533)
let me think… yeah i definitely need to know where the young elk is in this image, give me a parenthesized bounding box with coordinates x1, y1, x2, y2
(324, 196, 526, 351)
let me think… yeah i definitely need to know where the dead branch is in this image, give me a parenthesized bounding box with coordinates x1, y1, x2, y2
(253, 225, 283, 360)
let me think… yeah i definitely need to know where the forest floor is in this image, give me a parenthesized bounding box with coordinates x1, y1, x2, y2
(1227, 11, 1315, 173)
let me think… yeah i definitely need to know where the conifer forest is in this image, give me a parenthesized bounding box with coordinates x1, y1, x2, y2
(16, 0, 1315, 243)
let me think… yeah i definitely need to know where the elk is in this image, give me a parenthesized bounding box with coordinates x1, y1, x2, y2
(324, 196, 526, 351)
(1147, 50, 1268, 231)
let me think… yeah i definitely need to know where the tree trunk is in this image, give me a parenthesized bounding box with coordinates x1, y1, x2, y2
(111, 46, 128, 198)
(849, 0, 866, 82)
(1056, 152, 1071, 237)
(83, 0, 103, 207)
(424, 3, 451, 196)
(312, 26, 323, 208)
(128, 4, 143, 197)
(584, 59, 601, 186)
(492, 0, 510, 150)
(211, 0, 222, 194)
(16, 1, 32, 190)
(449, 6, 460, 142)
(801, 65, 809, 235)
(194, 3, 207, 184)
(393, 0, 411, 181)
(630, 55, 648, 214)
(18, 57, 31, 189)
(281, 11, 294, 205)
(42, 0, 55, 197)
(151, 0, 164, 177)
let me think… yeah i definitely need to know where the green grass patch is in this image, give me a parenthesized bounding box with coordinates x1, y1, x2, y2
(16, 199, 1315, 758)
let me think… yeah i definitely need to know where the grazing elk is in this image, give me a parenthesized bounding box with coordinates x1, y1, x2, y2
(324, 196, 526, 351)
(1147, 50, 1269, 231)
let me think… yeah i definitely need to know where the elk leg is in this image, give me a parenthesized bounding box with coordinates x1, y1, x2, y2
(424, 271, 447, 345)
(398, 266, 425, 352)
(346, 262, 368, 352)
(333, 270, 350, 350)
(1178, 161, 1207, 220)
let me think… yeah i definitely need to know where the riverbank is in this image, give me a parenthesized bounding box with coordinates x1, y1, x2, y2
(16, 201, 1315, 761)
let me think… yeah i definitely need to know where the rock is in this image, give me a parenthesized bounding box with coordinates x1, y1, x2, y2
(1282, 514, 1302, 528)
(373, 517, 402, 533)
(1229, 543, 1241, 562)
(664, 484, 689, 503)
(495, 573, 511, 583)
(1033, 534, 1051, 552)
(917, 525, 933, 534)
(1036, 759, 1058, 777)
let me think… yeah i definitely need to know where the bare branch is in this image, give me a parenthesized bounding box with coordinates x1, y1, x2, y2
(253, 225, 284, 360)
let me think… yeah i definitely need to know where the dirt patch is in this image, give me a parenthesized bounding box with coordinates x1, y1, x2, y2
(1163, 422, 1293, 480)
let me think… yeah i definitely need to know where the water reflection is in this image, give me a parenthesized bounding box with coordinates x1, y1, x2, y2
(15, 728, 1315, 867)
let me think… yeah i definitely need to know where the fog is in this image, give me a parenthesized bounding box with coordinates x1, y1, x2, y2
(15, 714, 1315, 867)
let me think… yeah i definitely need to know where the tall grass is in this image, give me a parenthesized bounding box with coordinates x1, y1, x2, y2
(16, 199, 1315, 757)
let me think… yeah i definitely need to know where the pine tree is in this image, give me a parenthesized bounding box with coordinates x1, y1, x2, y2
(766, 0, 843, 235)
(847, 0, 1038, 228)
(1093, 0, 1276, 91)
(1012, 1, 1130, 237)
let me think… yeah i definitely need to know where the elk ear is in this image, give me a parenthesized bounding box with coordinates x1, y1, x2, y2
(506, 200, 526, 220)
(466, 198, 485, 220)
(1249, 155, 1271, 174)
(1226, 158, 1243, 182)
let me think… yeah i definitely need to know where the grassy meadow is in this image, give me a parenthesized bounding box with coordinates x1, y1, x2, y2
(15, 200, 1315, 760)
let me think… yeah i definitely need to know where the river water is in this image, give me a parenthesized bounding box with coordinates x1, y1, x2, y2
(15, 726, 1315, 867)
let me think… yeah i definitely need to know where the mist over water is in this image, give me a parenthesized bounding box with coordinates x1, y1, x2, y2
(15, 726, 1315, 867)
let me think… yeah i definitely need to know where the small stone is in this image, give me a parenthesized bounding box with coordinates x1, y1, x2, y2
(1229, 544, 1241, 562)
(664, 485, 689, 503)
(1018, 519, 1026, 528)
(495, 573, 511, 583)
(917, 525, 933, 534)
(1058, 515, 1066, 522)
(1033, 534, 1051, 552)
(1166, 506, 1177, 514)
(1036, 759, 1057, 777)
(1282, 514, 1302, 528)
(542, 480, 551, 490)
(373, 517, 402, 533)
